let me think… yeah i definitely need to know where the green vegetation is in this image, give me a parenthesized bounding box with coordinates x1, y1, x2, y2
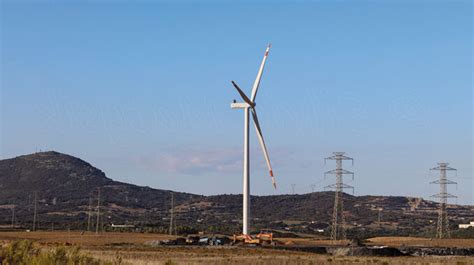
(0, 240, 125, 265)
(451, 227, 474, 239)
(416, 227, 474, 239)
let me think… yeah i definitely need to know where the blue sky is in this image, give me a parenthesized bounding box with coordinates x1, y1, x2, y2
(1, 1, 472, 204)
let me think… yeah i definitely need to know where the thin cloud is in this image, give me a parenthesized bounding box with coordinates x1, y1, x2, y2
(133, 146, 297, 176)
(136, 148, 242, 175)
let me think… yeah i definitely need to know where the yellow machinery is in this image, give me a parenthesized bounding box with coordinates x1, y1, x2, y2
(233, 231, 274, 245)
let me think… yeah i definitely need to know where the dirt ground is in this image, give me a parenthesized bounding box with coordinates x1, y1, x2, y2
(0, 231, 473, 265)
(366, 236, 474, 248)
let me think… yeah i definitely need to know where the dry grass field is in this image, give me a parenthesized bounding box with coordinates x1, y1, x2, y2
(84, 246, 474, 265)
(0, 231, 173, 246)
(0, 231, 473, 265)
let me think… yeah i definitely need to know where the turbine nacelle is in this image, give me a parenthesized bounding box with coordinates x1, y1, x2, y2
(230, 102, 255, 109)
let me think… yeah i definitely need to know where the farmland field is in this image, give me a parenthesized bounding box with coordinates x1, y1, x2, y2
(0, 231, 473, 265)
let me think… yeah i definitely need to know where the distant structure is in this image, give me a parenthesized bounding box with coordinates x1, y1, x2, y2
(459, 221, 474, 229)
(11, 205, 16, 228)
(430, 162, 457, 239)
(33, 192, 38, 231)
(377, 208, 383, 225)
(87, 195, 92, 232)
(310, 184, 316, 193)
(169, 191, 177, 236)
(324, 152, 354, 241)
(111, 224, 135, 229)
(95, 188, 101, 234)
(291, 184, 296, 194)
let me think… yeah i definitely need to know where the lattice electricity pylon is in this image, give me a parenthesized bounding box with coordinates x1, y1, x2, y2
(324, 152, 354, 241)
(430, 162, 457, 239)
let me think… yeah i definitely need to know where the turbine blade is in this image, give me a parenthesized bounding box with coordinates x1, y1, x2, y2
(231, 81, 253, 106)
(250, 44, 271, 102)
(251, 108, 276, 189)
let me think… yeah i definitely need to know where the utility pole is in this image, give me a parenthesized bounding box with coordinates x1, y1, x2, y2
(95, 188, 101, 234)
(169, 192, 176, 236)
(33, 192, 38, 231)
(430, 162, 457, 239)
(377, 208, 383, 224)
(87, 195, 92, 232)
(11, 205, 15, 228)
(291, 184, 296, 194)
(324, 152, 354, 241)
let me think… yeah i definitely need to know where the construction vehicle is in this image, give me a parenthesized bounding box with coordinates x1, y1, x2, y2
(185, 236, 200, 245)
(232, 231, 274, 246)
(183, 234, 231, 246)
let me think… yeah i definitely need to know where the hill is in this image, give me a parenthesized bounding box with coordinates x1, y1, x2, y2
(0, 151, 472, 237)
(0, 151, 200, 232)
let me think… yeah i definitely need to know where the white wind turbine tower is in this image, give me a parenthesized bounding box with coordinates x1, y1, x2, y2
(230, 44, 276, 235)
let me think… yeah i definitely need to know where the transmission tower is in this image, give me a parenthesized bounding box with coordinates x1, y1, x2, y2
(291, 184, 296, 194)
(324, 152, 354, 241)
(430, 162, 457, 239)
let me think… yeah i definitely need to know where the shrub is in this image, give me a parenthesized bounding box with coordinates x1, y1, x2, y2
(1, 240, 37, 264)
(164, 260, 177, 265)
(0, 240, 120, 265)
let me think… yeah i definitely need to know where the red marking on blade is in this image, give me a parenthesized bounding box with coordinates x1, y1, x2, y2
(265, 51, 269, 56)
(269, 170, 274, 177)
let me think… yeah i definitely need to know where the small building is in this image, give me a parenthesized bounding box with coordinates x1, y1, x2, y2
(458, 221, 474, 229)
(111, 224, 135, 229)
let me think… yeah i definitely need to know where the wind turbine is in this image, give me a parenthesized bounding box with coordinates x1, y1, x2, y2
(230, 44, 276, 235)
